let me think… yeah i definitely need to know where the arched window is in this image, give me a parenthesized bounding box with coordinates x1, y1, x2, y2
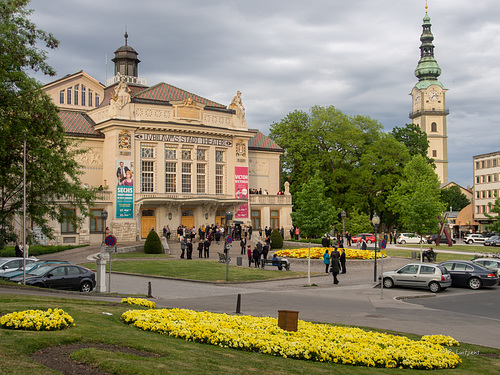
(431, 122, 437, 132)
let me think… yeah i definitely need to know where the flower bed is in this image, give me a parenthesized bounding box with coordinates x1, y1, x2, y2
(0, 308, 74, 331)
(121, 297, 156, 309)
(274, 247, 386, 260)
(122, 308, 461, 369)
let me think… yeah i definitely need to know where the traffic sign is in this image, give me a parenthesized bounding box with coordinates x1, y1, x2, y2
(105, 235, 117, 247)
(381, 239, 387, 249)
(226, 236, 233, 244)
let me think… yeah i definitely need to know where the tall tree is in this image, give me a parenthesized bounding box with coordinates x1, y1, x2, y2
(484, 197, 500, 233)
(387, 154, 446, 253)
(0, 0, 95, 246)
(391, 123, 433, 164)
(290, 171, 339, 284)
(440, 185, 470, 212)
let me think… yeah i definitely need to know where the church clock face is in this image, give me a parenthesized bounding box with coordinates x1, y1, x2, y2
(427, 90, 439, 102)
(414, 94, 421, 105)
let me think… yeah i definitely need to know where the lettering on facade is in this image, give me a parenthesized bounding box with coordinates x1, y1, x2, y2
(135, 133, 232, 147)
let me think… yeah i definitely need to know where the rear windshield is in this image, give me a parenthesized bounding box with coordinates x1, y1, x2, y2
(437, 265, 449, 274)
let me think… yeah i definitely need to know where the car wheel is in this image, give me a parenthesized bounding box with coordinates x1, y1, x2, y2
(468, 277, 482, 290)
(80, 281, 93, 293)
(366, 240, 372, 244)
(429, 281, 441, 293)
(401, 240, 406, 244)
(383, 277, 394, 288)
(467, 240, 473, 244)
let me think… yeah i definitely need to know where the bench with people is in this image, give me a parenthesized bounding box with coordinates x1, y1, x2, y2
(422, 248, 437, 262)
(261, 254, 290, 271)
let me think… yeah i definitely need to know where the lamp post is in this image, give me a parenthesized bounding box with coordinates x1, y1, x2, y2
(101, 209, 108, 244)
(372, 213, 380, 282)
(341, 210, 346, 246)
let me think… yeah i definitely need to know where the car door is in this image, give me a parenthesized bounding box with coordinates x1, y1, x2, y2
(43, 265, 67, 289)
(0, 259, 23, 274)
(447, 263, 471, 286)
(394, 264, 420, 286)
(65, 266, 85, 290)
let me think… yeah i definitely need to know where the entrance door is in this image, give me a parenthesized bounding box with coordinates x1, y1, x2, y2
(215, 209, 226, 227)
(181, 208, 194, 229)
(141, 208, 156, 238)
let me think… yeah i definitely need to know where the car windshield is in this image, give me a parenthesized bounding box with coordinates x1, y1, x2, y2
(27, 265, 58, 276)
(437, 265, 449, 274)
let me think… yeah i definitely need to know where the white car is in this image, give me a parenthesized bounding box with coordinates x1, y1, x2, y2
(463, 234, 487, 244)
(397, 233, 424, 244)
(0, 257, 38, 276)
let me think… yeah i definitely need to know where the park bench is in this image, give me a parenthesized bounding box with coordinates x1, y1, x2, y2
(217, 252, 230, 263)
(422, 252, 437, 262)
(261, 259, 290, 271)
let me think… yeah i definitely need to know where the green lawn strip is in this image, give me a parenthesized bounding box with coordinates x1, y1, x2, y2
(113, 252, 172, 259)
(0, 294, 498, 374)
(383, 249, 475, 262)
(82, 259, 308, 282)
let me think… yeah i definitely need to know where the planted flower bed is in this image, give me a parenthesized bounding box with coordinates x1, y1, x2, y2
(0, 308, 74, 331)
(274, 248, 386, 260)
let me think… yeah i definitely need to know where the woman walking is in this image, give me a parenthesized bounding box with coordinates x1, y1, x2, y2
(330, 252, 340, 285)
(322, 249, 330, 273)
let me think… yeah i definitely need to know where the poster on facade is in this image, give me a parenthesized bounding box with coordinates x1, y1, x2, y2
(116, 160, 134, 218)
(234, 166, 248, 219)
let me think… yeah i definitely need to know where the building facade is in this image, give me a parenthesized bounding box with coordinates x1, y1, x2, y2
(410, 10, 449, 184)
(472, 151, 500, 232)
(41, 36, 292, 245)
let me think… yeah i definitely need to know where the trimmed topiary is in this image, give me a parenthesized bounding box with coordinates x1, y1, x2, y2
(270, 229, 283, 249)
(144, 230, 162, 254)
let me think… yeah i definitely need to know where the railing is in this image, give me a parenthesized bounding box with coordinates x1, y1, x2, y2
(249, 194, 292, 205)
(105, 75, 147, 87)
(95, 190, 112, 201)
(409, 108, 449, 119)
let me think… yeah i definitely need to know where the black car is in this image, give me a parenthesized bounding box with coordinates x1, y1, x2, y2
(11, 264, 96, 292)
(484, 235, 500, 246)
(439, 260, 499, 290)
(427, 234, 456, 245)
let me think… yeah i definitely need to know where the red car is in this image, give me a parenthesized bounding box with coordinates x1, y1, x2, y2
(351, 233, 376, 244)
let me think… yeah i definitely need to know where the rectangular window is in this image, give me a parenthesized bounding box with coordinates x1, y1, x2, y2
(165, 162, 176, 193)
(74, 84, 79, 105)
(197, 148, 206, 161)
(81, 85, 86, 106)
(482, 175, 486, 183)
(95, 94, 100, 107)
(251, 210, 261, 230)
(216, 164, 224, 194)
(61, 208, 76, 233)
(270, 210, 280, 229)
(89, 90, 93, 107)
(487, 160, 491, 168)
(141, 161, 154, 192)
(475, 161, 480, 169)
(182, 148, 192, 160)
(90, 209, 104, 234)
(67, 87, 72, 104)
(476, 176, 480, 184)
(476, 206, 480, 214)
(141, 145, 155, 159)
(488, 175, 492, 183)
(482, 205, 486, 213)
(59, 90, 64, 104)
(494, 174, 498, 182)
(197, 163, 206, 193)
(432, 150, 437, 158)
(165, 147, 177, 160)
(482, 160, 485, 168)
(476, 191, 480, 199)
(182, 162, 191, 193)
(216, 150, 224, 163)
(494, 159, 498, 167)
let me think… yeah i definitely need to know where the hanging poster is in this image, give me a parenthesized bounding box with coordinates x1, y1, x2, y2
(116, 160, 134, 218)
(234, 166, 248, 219)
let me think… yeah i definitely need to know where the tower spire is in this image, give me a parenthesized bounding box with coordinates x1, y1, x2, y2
(414, 9, 443, 87)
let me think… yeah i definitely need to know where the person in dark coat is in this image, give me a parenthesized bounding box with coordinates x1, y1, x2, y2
(330, 252, 340, 284)
(203, 238, 210, 258)
(197, 241, 204, 258)
(240, 236, 247, 255)
(186, 239, 193, 259)
(252, 245, 261, 268)
(262, 244, 269, 260)
(180, 237, 186, 259)
(361, 236, 367, 250)
(15, 242, 23, 257)
(340, 248, 346, 273)
(321, 235, 329, 247)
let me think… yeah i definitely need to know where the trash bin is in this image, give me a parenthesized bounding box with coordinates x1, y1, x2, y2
(278, 310, 299, 332)
(411, 251, 417, 259)
(236, 257, 242, 266)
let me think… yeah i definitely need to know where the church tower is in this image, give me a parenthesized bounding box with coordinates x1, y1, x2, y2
(410, 7, 449, 183)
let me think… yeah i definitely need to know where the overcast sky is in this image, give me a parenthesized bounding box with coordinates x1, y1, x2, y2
(29, 0, 500, 188)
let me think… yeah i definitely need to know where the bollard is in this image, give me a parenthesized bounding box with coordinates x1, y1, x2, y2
(147, 281, 153, 298)
(236, 293, 241, 314)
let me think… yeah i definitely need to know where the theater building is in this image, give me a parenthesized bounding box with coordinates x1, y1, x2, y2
(41, 35, 292, 245)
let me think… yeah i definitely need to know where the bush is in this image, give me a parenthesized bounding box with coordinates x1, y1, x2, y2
(0, 245, 88, 257)
(270, 229, 283, 249)
(144, 230, 162, 254)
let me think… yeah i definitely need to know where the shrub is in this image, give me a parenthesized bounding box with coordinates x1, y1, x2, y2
(270, 229, 283, 249)
(144, 230, 162, 254)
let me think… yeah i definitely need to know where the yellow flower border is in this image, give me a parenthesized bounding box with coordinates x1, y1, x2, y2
(0, 308, 74, 331)
(274, 247, 386, 260)
(122, 308, 461, 369)
(121, 297, 156, 309)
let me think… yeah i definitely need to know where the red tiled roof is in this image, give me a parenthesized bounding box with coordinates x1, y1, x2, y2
(134, 83, 226, 108)
(248, 129, 282, 152)
(58, 110, 103, 137)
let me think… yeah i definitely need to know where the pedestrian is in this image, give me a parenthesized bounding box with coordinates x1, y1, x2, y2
(262, 243, 269, 260)
(347, 231, 352, 247)
(204, 238, 210, 258)
(197, 241, 204, 258)
(389, 232, 393, 244)
(322, 235, 329, 247)
(248, 225, 253, 240)
(166, 225, 171, 240)
(252, 245, 261, 268)
(247, 245, 252, 267)
(331, 252, 340, 285)
(240, 236, 247, 255)
(295, 227, 299, 240)
(215, 229, 221, 244)
(186, 239, 193, 259)
(340, 248, 346, 273)
(180, 237, 186, 259)
(361, 236, 367, 250)
(15, 242, 23, 257)
(163, 226, 167, 238)
(323, 249, 330, 273)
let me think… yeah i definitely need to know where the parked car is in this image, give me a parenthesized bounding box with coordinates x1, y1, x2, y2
(10, 264, 96, 292)
(381, 263, 451, 293)
(396, 233, 424, 244)
(0, 257, 38, 276)
(427, 234, 456, 245)
(439, 260, 499, 290)
(463, 234, 487, 244)
(1, 260, 70, 280)
(351, 233, 376, 244)
(472, 258, 500, 278)
(483, 236, 500, 246)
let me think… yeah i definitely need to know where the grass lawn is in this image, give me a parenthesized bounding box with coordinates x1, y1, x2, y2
(0, 294, 498, 374)
(82, 257, 309, 282)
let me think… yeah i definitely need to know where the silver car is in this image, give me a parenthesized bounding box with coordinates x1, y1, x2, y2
(472, 258, 500, 278)
(382, 263, 452, 293)
(0, 257, 38, 276)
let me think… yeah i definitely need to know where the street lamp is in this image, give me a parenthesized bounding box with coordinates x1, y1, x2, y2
(101, 209, 108, 244)
(341, 210, 346, 246)
(372, 213, 380, 282)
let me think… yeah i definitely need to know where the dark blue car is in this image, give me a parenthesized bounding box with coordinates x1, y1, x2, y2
(440, 260, 499, 290)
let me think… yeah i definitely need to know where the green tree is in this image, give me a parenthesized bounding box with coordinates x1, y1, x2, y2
(144, 230, 163, 254)
(345, 209, 372, 235)
(270, 229, 283, 249)
(0, 0, 95, 246)
(391, 123, 433, 164)
(440, 185, 470, 212)
(484, 197, 500, 233)
(290, 171, 340, 284)
(387, 155, 446, 252)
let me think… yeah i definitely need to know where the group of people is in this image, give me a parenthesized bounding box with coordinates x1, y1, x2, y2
(178, 236, 212, 259)
(14, 242, 28, 258)
(246, 240, 271, 267)
(323, 248, 347, 285)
